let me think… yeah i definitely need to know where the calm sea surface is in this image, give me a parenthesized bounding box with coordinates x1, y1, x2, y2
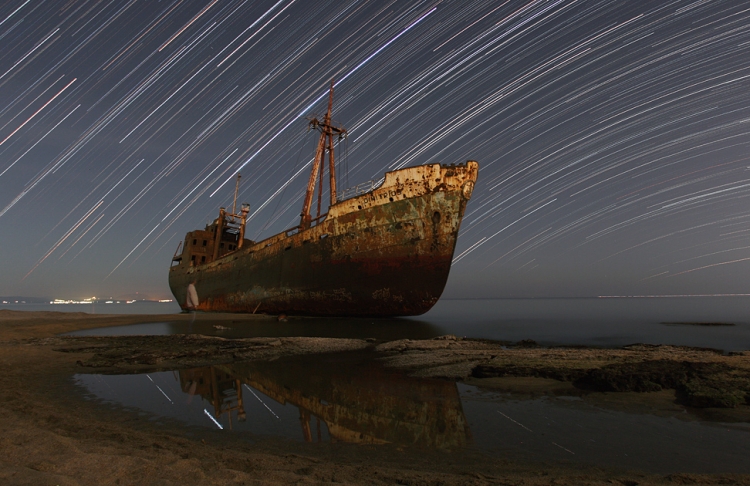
(38, 296, 750, 351)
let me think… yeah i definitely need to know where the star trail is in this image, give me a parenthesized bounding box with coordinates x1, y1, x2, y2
(1, 0, 750, 299)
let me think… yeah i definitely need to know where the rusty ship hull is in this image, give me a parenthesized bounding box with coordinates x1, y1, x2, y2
(168, 161, 478, 317)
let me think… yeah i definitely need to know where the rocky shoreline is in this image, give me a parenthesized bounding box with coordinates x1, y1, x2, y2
(1, 309, 749, 484)
(50, 331, 750, 412)
(375, 337, 750, 411)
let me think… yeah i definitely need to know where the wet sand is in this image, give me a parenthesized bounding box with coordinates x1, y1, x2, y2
(1, 309, 748, 485)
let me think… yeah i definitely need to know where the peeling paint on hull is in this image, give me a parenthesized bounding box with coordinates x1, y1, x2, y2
(169, 161, 478, 317)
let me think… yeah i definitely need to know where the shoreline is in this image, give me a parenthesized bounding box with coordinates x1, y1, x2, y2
(1, 310, 748, 484)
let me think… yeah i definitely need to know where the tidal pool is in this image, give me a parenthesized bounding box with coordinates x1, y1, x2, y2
(74, 350, 750, 475)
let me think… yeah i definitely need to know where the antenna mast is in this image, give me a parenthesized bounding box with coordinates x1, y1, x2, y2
(232, 174, 241, 219)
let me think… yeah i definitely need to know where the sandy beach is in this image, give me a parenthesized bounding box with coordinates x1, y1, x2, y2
(1, 309, 748, 485)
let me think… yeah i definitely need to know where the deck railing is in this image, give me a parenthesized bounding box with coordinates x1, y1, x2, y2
(336, 179, 381, 201)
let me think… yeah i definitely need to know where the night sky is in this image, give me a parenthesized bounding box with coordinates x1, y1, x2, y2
(2, 0, 750, 300)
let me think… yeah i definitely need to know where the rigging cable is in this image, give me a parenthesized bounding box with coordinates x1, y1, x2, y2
(346, 135, 350, 189)
(255, 131, 311, 238)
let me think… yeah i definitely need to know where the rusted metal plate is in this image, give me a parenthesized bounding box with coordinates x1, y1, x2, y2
(169, 161, 478, 317)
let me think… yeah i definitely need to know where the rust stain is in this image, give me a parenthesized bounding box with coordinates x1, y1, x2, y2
(169, 160, 478, 317)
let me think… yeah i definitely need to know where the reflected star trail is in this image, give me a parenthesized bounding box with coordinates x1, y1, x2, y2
(1, 0, 750, 299)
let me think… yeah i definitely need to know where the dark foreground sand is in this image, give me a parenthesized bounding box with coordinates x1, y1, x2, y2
(1, 309, 748, 485)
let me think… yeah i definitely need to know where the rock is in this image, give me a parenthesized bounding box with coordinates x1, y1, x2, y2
(515, 339, 539, 348)
(433, 335, 460, 341)
(679, 380, 748, 408)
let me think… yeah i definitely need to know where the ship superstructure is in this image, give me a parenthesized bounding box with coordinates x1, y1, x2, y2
(169, 81, 478, 316)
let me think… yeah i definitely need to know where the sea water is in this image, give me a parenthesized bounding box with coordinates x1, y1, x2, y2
(54, 297, 750, 351)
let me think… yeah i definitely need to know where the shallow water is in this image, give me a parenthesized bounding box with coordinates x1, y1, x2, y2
(75, 350, 750, 474)
(427, 297, 750, 350)
(57, 296, 750, 473)
(64, 297, 750, 351)
(463, 386, 750, 474)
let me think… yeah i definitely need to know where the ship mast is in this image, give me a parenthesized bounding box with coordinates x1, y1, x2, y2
(300, 79, 347, 229)
(232, 174, 241, 219)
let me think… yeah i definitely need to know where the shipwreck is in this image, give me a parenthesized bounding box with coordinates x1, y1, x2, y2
(168, 81, 478, 316)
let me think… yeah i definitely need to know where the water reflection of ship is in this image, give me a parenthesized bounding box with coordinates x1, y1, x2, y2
(178, 353, 471, 448)
(179, 367, 246, 429)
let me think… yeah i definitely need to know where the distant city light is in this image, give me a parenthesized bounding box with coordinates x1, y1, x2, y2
(51, 299, 93, 304)
(45, 298, 174, 304)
